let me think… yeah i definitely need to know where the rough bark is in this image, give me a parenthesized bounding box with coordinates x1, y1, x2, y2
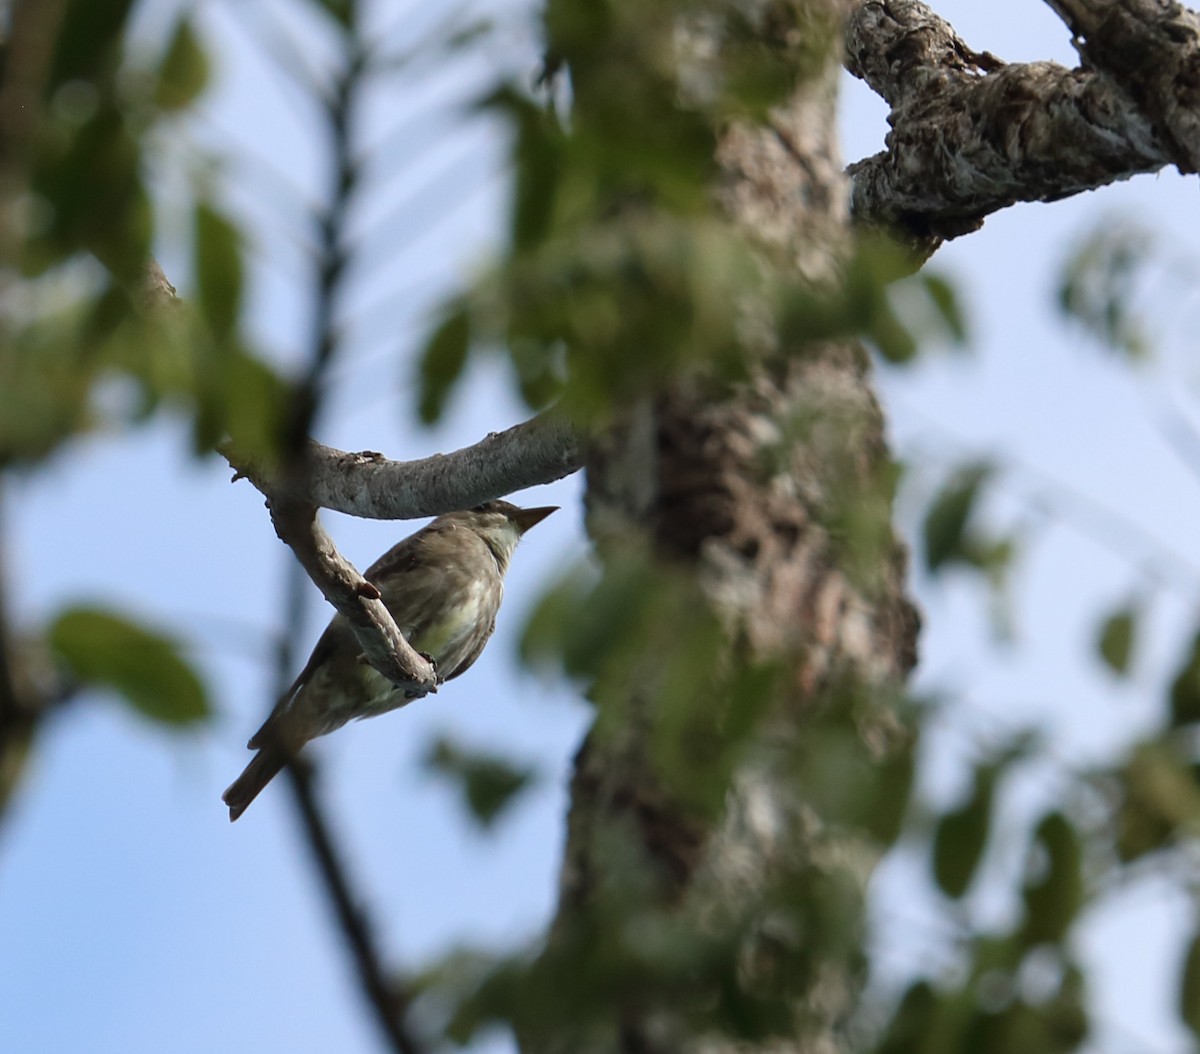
(536, 5, 919, 1052)
(845, 0, 1175, 245)
(1043, 0, 1200, 171)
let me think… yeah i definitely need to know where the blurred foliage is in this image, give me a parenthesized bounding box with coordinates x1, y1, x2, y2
(153, 17, 210, 112)
(469, 543, 917, 1044)
(932, 758, 999, 900)
(0, 0, 289, 470)
(1095, 602, 1138, 677)
(407, 2, 1200, 1052)
(1181, 929, 1200, 1040)
(524, 549, 792, 817)
(922, 463, 993, 573)
(0, 1, 291, 773)
(5, 3, 1200, 1054)
(414, 4, 967, 430)
(423, 735, 537, 829)
(1169, 628, 1200, 729)
(1057, 221, 1153, 360)
(48, 605, 209, 725)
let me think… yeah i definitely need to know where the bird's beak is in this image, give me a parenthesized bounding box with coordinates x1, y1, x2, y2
(512, 506, 558, 533)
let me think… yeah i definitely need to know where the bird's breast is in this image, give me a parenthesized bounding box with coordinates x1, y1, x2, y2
(411, 578, 499, 662)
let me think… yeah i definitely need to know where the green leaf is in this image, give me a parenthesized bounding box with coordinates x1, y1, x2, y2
(922, 273, 968, 344)
(417, 304, 471, 424)
(194, 202, 244, 340)
(154, 18, 210, 111)
(868, 303, 919, 364)
(1181, 928, 1200, 1039)
(923, 464, 992, 573)
(310, 0, 354, 30)
(519, 566, 594, 674)
(1057, 222, 1152, 360)
(1020, 812, 1083, 947)
(48, 606, 209, 726)
(30, 102, 151, 280)
(932, 762, 997, 898)
(49, 0, 136, 87)
(1169, 629, 1200, 728)
(1114, 743, 1200, 862)
(488, 87, 563, 252)
(423, 736, 536, 828)
(0, 310, 96, 465)
(1097, 604, 1137, 676)
(222, 346, 290, 465)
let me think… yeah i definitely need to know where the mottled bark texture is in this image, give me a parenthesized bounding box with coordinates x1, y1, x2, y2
(846, 0, 1196, 248)
(537, 4, 919, 1053)
(1043, 0, 1200, 170)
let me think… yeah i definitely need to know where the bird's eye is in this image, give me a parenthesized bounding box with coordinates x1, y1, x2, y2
(471, 503, 488, 513)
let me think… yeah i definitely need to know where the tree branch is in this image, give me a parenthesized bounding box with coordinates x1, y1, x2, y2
(229, 409, 582, 520)
(283, 758, 426, 1054)
(267, 498, 439, 696)
(845, 0, 1175, 246)
(229, 409, 580, 699)
(1042, 0, 1200, 172)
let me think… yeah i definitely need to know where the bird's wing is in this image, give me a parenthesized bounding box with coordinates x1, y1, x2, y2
(363, 533, 424, 581)
(247, 623, 340, 749)
(442, 613, 497, 682)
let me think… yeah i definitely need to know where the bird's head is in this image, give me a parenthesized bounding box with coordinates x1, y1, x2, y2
(450, 500, 557, 571)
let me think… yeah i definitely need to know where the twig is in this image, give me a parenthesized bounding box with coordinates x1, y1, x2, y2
(283, 758, 425, 1054)
(0, 484, 31, 820)
(267, 497, 438, 696)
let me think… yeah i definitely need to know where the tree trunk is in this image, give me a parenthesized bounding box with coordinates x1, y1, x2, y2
(530, 4, 920, 1052)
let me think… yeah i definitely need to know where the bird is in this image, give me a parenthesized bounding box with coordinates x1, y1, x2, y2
(222, 500, 557, 821)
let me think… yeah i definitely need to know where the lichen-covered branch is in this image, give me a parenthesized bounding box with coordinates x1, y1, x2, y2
(229, 410, 581, 521)
(1043, 0, 1200, 171)
(845, 0, 1177, 245)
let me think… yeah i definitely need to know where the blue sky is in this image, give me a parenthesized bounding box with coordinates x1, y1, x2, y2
(3, 3, 1199, 1053)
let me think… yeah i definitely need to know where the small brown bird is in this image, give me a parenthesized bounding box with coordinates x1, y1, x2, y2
(223, 500, 557, 821)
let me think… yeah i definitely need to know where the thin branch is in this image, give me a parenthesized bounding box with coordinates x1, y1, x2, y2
(230, 409, 582, 520)
(140, 259, 178, 309)
(844, 0, 1174, 246)
(267, 498, 438, 695)
(283, 759, 425, 1054)
(0, 484, 31, 819)
(285, 38, 363, 452)
(271, 547, 427, 1054)
(229, 411, 580, 700)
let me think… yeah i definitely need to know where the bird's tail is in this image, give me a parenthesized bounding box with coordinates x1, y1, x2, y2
(222, 746, 287, 822)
